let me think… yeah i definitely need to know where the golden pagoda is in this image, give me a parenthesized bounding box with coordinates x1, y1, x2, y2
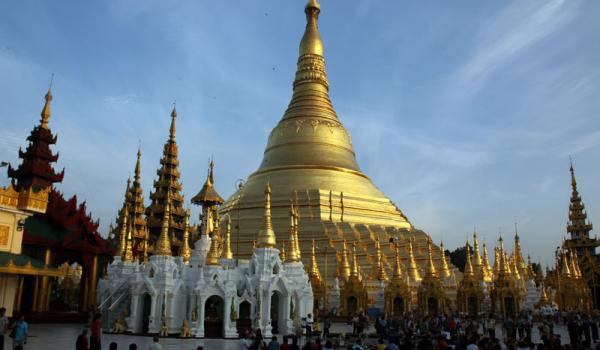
(219, 0, 445, 284)
(417, 239, 445, 315)
(490, 237, 522, 317)
(457, 244, 484, 316)
(146, 106, 187, 255)
(384, 244, 411, 316)
(340, 242, 368, 316)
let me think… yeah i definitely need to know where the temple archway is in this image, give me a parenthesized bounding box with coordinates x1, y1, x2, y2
(347, 296, 358, 316)
(142, 293, 152, 334)
(467, 296, 478, 317)
(270, 291, 284, 334)
(204, 295, 224, 338)
(393, 297, 404, 316)
(504, 295, 515, 317)
(237, 301, 251, 335)
(427, 297, 438, 316)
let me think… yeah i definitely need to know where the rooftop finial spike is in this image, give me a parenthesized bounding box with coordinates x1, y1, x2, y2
(40, 75, 54, 129)
(299, 0, 323, 56)
(257, 181, 277, 248)
(569, 156, 578, 190)
(169, 103, 177, 141)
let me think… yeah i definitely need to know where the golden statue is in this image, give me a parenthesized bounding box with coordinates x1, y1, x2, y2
(159, 316, 169, 337)
(113, 314, 128, 333)
(179, 319, 192, 338)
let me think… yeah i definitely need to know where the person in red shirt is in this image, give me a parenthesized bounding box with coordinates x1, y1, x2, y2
(76, 329, 89, 350)
(90, 313, 102, 350)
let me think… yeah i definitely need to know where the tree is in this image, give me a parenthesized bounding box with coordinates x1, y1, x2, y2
(449, 245, 468, 273)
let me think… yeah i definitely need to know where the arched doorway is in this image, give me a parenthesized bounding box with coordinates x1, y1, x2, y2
(204, 295, 224, 338)
(270, 292, 283, 334)
(142, 293, 152, 333)
(427, 297, 438, 315)
(347, 296, 358, 316)
(467, 296, 478, 317)
(237, 301, 251, 335)
(504, 295, 515, 317)
(393, 297, 404, 316)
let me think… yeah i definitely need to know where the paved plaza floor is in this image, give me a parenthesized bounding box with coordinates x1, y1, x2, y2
(3, 321, 574, 350)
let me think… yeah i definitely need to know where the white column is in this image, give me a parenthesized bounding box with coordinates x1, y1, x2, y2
(263, 289, 273, 338)
(128, 294, 140, 333)
(197, 296, 206, 338)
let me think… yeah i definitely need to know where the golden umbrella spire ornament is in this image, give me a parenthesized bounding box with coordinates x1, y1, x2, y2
(257, 182, 277, 248)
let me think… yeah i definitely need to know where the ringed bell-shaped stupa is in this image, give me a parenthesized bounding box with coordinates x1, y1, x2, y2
(221, 0, 447, 281)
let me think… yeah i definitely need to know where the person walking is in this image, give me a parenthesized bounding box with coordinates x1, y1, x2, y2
(11, 315, 28, 349)
(0, 308, 8, 350)
(148, 336, 163, 350)
(89, 313, 102, 350)
(76, 329, 89, 350)
(267, 336, 279, 350)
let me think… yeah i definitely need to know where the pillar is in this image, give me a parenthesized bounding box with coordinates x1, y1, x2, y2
(87, 255, 98, 309)
(197, 296, 206, 338)
(32, 277, 40, 312)
(36, 248, 52, 312)
(14, 276, 24, 312)
(223, 295, 232, 338)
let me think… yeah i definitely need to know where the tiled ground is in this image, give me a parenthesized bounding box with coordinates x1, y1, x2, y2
(3, 321, 572, 350)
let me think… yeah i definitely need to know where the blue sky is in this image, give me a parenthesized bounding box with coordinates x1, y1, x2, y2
(1, 1, 599, 266)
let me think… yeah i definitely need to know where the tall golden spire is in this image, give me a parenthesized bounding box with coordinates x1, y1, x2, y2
(300, 0, 323, 57)
(286, 204, 300, 262)
(392, 243, 403, 281)
(180, 209, 191, 263)
(407, 238, 422, 283)
(222, 215, 234, 260)
(117, 205, 129, 258)
(425, 239, 438, 278)
(497, 237, 508, 275)
(463, 244, 475, 278)
(309, 240, 323, 285)
(539, 283, 549, 305)
(569, 249, 581, 278)
(123, 217, 134, 262)
(482, 243, 493, 282)
(340, 239, 351, 280)
(257, 182, 277, 248)
(493, 246, 500, 276)
(154, 192, 172, 256)
(561, 249, 572, 277)
(293, 205, 302, 259)
(375, 239, 389, 281)
(40, 84, 52, 129)
(472, 230, 483, 276)
(350, 241, 359, 277)
(439, 241, 451, 278)
(280, 242, 287, 262)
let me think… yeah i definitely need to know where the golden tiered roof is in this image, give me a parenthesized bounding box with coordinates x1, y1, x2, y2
(146, 106, 186, 254)
(218, 0, 448, 284)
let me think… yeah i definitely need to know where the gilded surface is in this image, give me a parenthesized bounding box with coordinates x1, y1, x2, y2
(0, 225, 9, 246)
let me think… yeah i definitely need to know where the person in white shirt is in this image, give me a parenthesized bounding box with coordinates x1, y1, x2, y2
(466, 337, 478, 350)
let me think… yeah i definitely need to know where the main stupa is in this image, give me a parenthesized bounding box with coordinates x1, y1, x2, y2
(221, 0, 447, 280)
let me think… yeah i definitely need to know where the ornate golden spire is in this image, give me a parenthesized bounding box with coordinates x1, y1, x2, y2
(497, 237, 508, 275)
(425, 239, 438, 278)
(439, 241, 451, 278)
(124, 217, 134, 262)
(180, 209, 191, 263)
(117, 205, 129, 258)
(493, 246, 500, 276)
(309, 240, 323, 285)
(280, 242, 286, 262)
(472, 229, 483, 276)
(40, 84, 52, 129)
(569, 249, 581, 278)
(407, 238, 421, 283)
(141, 226, 149, 263)
(293, 205, 302, 259)
(482, 242, 493, 282)
(154, 192, 172, 256)
(375, 238, 389, 281)
(350, 241, 359, 277)
(286, 203, 300, 262)
(539, 283, 550, 305)
(392, 243, 403, 281)
(463, 244, 475, 278)
(257, 182, 277, 248)
(300, 0, 323, 57)
(567, 158, 593, 240)
(222, 215, 234, 260)
(340, 239, 351, 280)
(561, 249, 572, 277)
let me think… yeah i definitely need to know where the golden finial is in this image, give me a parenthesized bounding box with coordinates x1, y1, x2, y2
(539, 283, 549, 305)
(569, 156, 577, 190)
(309, 240, 323, 284)
(40, 75, 53, 129)
(493, 246, 500, 276)
(407, 238, 421, 283)
(375, 238, 389, 281)
(287, 203, 300, 262)
(135, 146, 142, 181)
(123, 217, 134, 262)
(208, 158, 215, 186)
(463, 244, 475, 278)
(257, 182, 277, 248)
(142, 227, 149, 264)
(425, 239, 438, 278)
(340, 239, 351, 280)
(300, 0, 323, 56)
(280, 242, 286, 262)
(350, 241, 359, 277)
(392, 243, 403, 281)
(223, 215, 233, 260)
(561, 248, 572, 277)
(169, 103, 177, 142)
(180, 209, 191, 263)
(154, 191, 172, 256)
(439, 241, 451, 278)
